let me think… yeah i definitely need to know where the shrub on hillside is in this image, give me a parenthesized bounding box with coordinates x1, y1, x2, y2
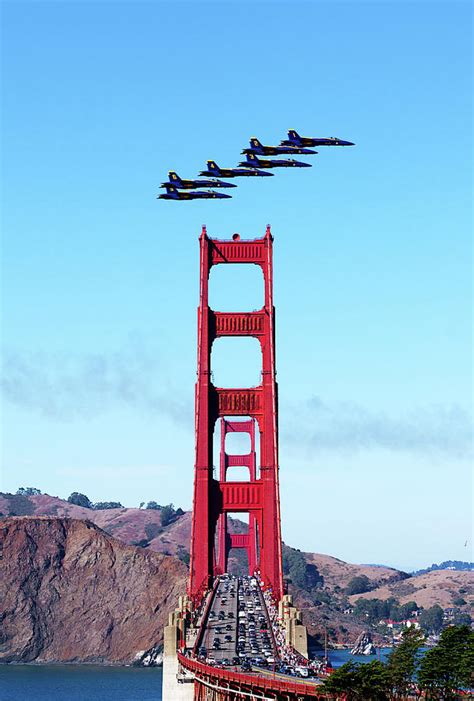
(345, 574, 373, 595)
(93, 501, 123, 510)
(67, 492, 93, 508)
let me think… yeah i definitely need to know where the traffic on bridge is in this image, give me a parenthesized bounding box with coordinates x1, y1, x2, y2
(183, 574, 331, 682)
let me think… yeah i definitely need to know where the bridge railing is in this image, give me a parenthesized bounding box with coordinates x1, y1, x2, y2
(192, 577, 220, 655)
(177, 652, 329, 699)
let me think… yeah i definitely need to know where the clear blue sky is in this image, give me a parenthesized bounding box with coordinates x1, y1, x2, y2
(1, 1, 472, 571)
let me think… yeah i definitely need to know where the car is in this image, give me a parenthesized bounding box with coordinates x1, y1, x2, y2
(221, 658, 231, 667)
(209, 611, 216, 619)
(267, 656, 275, 664)
(295, 667, 309, 678)
(225, 635, 232, 642)
(227, 612, 234, 618)
(241, 661, 251, 671)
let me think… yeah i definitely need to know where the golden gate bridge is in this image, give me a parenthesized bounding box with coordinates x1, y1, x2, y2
(162, 226, 330, 701)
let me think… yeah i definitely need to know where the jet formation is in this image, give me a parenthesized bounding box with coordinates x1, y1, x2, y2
(157, 129, 354, 202)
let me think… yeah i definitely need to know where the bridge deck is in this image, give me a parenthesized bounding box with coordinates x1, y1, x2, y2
(179, 575, 330, 699)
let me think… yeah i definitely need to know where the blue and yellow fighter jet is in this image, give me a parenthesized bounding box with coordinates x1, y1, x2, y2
(242, 137, 317, 156)
(281, 129, 355, 148)
(238, 153, 311, 169)
(158, 184, 231, 201)
(199, 160, 273, 178)
(162, 171, 236, 189)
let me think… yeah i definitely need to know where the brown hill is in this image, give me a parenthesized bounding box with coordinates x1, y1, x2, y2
(0, 516, 187, 664)
(0, 493, 192, 557)
(2, 492, 471, 651)
(349, 569, 474, 609)
(304, 551, 406, 591)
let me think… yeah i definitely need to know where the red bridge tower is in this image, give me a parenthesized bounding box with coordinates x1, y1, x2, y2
(189, 226, 284, 603)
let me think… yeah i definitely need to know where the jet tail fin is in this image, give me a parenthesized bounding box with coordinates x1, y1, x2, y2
(250, 137, 263, 150)
(207, 160, 220, 173)
(168, 171, 183, 186)
(288, 129, 301, 142)
(245, 152, 259, 165)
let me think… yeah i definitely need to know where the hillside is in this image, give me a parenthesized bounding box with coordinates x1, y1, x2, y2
(0, 516, 187, 664)
(349, 569, 474, 609)
(1, 491, 472, 651)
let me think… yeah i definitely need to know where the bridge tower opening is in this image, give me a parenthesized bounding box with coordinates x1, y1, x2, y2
(189, 226, 284, 603)
(215, 418, 258, 576)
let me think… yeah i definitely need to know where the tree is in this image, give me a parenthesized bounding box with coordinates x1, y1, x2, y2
(16, 487, 41, 496)
(418, 625, 474, 700)
(419, 605, 444, 635)
(93, 501, 123, 510)
(386, 627, 424, 699)
(139, 502, 145, 509)
(160, 504, 176, 527)
(345, 575, 373, 595)
(356, 661, 391, 701)
(177, 545, 190, 566)
(146, 501, 161, 510)
(67, 492, 92, 508)
(321, 660, 360, 700)
(452, 597, 466, 606)
(322, 660, 390, 700)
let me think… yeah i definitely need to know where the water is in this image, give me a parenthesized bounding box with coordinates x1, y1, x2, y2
(0, 665, 163, 701)
(0, 649, 417, 698)
(325, 647, 393, 667)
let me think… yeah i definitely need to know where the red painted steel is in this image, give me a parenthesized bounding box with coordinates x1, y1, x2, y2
(189, 226, 284, 602)
(178, 653, 329, 699)
(216, 418, 258, 575)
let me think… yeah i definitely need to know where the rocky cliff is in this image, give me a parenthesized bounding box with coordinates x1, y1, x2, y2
(0, 517, 187, 664)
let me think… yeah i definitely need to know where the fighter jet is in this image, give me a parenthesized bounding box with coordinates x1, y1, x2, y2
(238, 153, 311, 169)
(158, 184, 231, 201)
(199, 160, 273, 178)
(281, 129, 355, 148)
(162, 171, 236, 189)
(241, 137, 317, 156)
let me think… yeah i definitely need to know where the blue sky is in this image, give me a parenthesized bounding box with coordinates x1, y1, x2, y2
(1, 1, 472, 571)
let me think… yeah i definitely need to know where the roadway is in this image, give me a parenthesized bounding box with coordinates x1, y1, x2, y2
(198, 574, 277, 667)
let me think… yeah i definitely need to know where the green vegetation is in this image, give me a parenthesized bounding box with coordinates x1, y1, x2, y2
(345, 574, 373, 595)
(413, 561, 473, 575)
(419, 605, 444, 634)
(177, 545, 190, 566)
(386, 627, 424, 699)
(452, 597, 466, 606)
(144, 523, 162, 541)
(322, 660, 390, 700)
(16, 487, 41, 495)
(160, 504, 176, 527)
(93, 501, 123, 510)
(67, 492, 93, 508)
(282, 545, 323, 591)
(322, 626, 474, 700)
(418, 625, 474, 700)
(353, 597, 419, 625)
(67, 493, 123, 510)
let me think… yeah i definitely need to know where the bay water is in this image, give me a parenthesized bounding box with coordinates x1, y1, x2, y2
(0, 650, 394, 700)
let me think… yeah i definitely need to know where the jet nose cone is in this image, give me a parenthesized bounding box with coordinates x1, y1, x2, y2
(343, 141, 355, 146)
(300, 162, 312, 167)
